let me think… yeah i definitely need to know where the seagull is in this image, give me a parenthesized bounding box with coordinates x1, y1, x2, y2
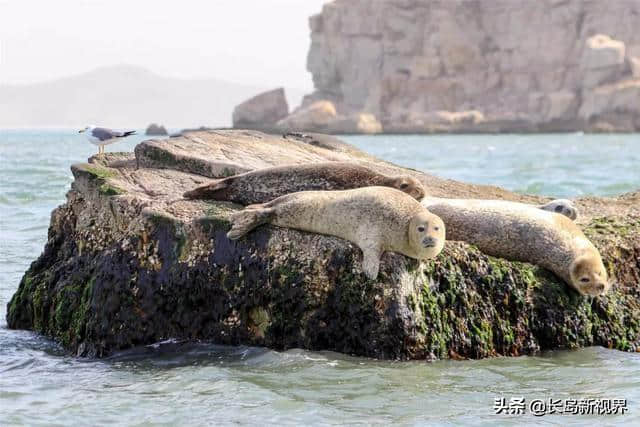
(79, 125, 137, 155)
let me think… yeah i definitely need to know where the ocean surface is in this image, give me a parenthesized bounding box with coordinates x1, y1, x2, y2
(1, 130, 639, 425)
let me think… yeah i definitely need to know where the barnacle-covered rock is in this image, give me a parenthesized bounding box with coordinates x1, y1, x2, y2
(6, 130, 639, 358)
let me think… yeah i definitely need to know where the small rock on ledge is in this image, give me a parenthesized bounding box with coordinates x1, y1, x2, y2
(145, 123, 168, 136)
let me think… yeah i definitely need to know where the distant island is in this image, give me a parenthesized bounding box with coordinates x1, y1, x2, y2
(0, 65, 305, 129)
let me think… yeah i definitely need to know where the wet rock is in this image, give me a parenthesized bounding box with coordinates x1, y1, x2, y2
(6, 130, 640, 359)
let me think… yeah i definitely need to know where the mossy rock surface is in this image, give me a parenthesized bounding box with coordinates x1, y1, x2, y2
(6, 130, 640, 358)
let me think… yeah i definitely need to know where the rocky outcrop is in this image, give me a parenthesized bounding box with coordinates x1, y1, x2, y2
(579, 79, 640, 132)
(145, 123, 168, 136)
(275, 100, 383, 134)
(6, 131, 640, 359)
(276, 100, 337, 132)
(287, 0, 640, 133)
(232, 88, 289, 131)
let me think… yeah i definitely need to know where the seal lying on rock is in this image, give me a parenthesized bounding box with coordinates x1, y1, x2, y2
(227, 187, 445, 279)
(183, 162, 425, 205)
(422, 198, 608, 296)
(538, 199, 579, 220)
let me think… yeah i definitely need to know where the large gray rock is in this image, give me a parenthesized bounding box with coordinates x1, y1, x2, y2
(232, 88, 289, 130)
(6, 130, 640, 359)
(293, 0, 640, 132)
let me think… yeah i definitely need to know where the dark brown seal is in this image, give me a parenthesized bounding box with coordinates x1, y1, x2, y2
(184, 162, 425, 205)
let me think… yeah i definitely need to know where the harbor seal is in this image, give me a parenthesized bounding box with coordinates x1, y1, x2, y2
(183, 162, 425, 205)
(538, 199, 579, 220)
(422, 197, 608, 296)
(227, 187, 445, 280)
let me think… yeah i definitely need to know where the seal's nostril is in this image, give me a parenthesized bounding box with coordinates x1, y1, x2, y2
(422, 237, 436, 247)
(597, 283, 605, 291)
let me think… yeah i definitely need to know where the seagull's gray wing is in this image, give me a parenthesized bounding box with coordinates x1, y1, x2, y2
(92, 127, 123, 141)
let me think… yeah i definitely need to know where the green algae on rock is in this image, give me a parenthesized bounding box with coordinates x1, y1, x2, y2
(6, 130, 640, 358)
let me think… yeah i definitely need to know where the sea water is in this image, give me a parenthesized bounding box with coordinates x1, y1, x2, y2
(1, 130, 639, 425)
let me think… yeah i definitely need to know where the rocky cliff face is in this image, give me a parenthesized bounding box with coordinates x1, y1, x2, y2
(295, 0, 640, 132)
(6, 131, 640, 358)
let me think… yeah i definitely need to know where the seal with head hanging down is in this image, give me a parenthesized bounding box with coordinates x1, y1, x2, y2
(422, 197, 608, 296)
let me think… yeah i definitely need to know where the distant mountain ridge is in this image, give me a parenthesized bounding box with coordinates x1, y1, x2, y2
(0, 65, 305, 128)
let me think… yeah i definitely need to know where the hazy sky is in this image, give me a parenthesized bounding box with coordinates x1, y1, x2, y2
(0, 0, 328, 90)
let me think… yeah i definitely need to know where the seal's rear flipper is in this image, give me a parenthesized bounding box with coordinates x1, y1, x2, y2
(227, 206, 273, 240)
(183, 180, 228, 200)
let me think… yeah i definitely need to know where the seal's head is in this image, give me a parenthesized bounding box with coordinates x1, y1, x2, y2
(408, 210, 445, 259)
(391, 176, 426, 201)
(541, 199, 578, 220)
(569, 252, 609, 296)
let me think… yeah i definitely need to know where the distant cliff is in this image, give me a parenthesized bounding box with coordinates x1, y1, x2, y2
(282, 0, 640, 133)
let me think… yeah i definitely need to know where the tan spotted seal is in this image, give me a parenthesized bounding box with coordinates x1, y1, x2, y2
(538, 199, 579, 220)
(227, 187, 445, 280)
(183, 162, 425, 205)
(422, 197, 608, 296)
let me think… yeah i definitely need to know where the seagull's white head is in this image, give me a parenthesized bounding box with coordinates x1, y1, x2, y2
(78, 125, 94, 133)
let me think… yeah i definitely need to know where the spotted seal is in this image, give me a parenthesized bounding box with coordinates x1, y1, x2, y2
(227, 187, 445, 279)
(423, 197, 608, 296)
(184, 162, 425, 205)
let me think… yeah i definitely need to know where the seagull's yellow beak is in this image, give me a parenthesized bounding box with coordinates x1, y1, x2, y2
(78, 129, 85, 133)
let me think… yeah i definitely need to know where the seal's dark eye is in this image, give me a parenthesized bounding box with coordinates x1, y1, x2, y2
(400, 183, 409, 189)
(434, 226, 440, 231)
(555, 205, 563, 213)
(580, 277, 590, 283)
(417, 226, 425, 232)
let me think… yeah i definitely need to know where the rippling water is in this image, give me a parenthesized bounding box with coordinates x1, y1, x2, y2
(344, 133, 640, 198)
(1, 130, 639, 425)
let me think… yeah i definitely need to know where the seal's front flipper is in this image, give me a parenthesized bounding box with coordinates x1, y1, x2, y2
(183, 179, 228, 200)
(227, 206, 274, 240)
(361, 247, 382, 280)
